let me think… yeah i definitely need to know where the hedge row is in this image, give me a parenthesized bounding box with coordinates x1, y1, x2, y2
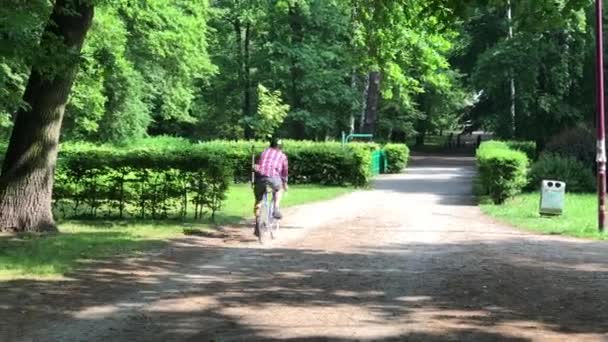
(505, 141, 537, 161)
(383, 143, 410, 173)
(476, 141, 529, 204)
(0, 138, 409, 220)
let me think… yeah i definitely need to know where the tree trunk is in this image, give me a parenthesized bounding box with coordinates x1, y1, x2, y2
(288, 3, 306, 139)
(243, 22, 253, 137)
(0, 1, 94, 233)
(349, 70, 357, 134)
(416, 133, 426, 147)
(362, 71, 381, 134)
(234, 18, 254, 139)
(234, 18, 243, 91)
(359, 74, 370, 131)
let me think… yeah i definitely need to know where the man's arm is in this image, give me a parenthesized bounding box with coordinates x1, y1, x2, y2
(253, 153, 261, 173)
(281, 155, 289, 189)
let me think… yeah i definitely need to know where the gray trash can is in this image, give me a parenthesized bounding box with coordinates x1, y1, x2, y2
(540, 180, 566, 216)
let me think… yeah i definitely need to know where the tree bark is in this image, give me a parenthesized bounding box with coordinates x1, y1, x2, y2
(359, 73, 370, 131)
(288, 3, 306, 139)
(0, 0, 94, 233)
(243, 22, 253, 138)
(349, 70, 357, 134)
(362, 71, 381, 134)
(234, 18, 243, 91)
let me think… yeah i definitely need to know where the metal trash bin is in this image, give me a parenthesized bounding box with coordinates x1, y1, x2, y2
(540, 180, 566, 216)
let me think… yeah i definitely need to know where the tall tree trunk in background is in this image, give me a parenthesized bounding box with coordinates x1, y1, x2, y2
(0, 0, 94, 233)
(244, 22, 253, 138)
(234, 18, 243, 93)
(349, 70, 357, 134)
(362, 71, 381, 134)
(349, 4, 358, 135)
(506, 0, 517, 138)
(288, 3, 306, 139)
(234, 18, 254, 139)
(359, 73, 369, 131)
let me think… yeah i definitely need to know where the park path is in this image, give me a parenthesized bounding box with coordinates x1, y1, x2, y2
(3, 155, 608, 341)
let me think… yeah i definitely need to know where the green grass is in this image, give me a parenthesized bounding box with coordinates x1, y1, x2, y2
(217, 183, 355, 224)
(0, 184, 354, 280)
(481, 192, 607, 240)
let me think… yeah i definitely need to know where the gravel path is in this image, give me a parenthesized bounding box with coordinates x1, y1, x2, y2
(3, 155, 608, 341)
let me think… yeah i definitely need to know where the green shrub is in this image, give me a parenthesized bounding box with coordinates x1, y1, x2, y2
(505, 141, 537, 161)
(54, 141, 233, 220)
(383, 143, 410, 173)
(545, 126, 595, 170)
(0, 138, 377, 220)
(529, 153, 595, 193)
(476, 141, 529, 204)
(190, 140, 374, 186)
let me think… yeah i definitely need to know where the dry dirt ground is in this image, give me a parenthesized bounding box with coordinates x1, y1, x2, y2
(2, 155, 608, 341)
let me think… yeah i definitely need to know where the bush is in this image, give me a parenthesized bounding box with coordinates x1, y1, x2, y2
(0, 138, 379, 220)
(476, 141, 529, 204)
(545, 126, 595, 170)
(529, 153, 595, 193)
(54, 141, 233, 220)
(383, 143, 410, 173)
(505, 141, 537, 161)
(194, 140, 376, 186)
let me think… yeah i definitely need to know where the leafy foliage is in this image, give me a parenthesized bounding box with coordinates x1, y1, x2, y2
(383, 144, 410, 173)
(476, 141, 529, 204)
(241, 85, 290, 139)
(505, 141, 537, 161)
(529, 153, 595, 193)
(0, 1, 473, 143)
(461, 0, 594, 143)
(0, 138, 383, 220)
(544, 126, 596, 171)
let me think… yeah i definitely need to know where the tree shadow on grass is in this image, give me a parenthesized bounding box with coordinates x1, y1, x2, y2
(2, 235, 608, 341)
(0, 231, 166, 280)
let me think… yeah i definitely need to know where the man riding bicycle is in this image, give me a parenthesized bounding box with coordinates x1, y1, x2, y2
(253, 137, 288, 236)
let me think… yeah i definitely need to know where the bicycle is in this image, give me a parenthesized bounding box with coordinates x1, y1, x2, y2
(251, 145, 280, 243)
(256, 184, 280, 244)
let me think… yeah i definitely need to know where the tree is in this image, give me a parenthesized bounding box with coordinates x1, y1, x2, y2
(241, 84, 290, 139)
(350, 0, 469, 137)
(466, 0, 592, 148)
(0, 0, 94, 232)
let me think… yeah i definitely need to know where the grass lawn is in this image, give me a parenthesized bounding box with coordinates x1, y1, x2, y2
(481, 192, 607, 240)
(0, 184, 354, 280)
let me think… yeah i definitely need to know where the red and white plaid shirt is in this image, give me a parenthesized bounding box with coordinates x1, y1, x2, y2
(256, 147, 288, 183)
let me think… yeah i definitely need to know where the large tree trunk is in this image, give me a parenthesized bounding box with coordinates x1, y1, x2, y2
(0, 1, 94, 233)
(362, 71, 381, 134)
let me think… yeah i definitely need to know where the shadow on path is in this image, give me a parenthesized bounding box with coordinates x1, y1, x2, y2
(2, 235, 608, 341)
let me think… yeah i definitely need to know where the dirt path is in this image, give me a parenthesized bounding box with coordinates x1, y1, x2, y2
(3, 155, 608, 341)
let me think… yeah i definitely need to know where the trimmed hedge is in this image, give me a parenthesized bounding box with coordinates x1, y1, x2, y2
(0, 138, 403, 220)
(505, 141, 537, 161)
(0, 138, 382, 220)
(476, 141, 529, 204)
(191, 139, 378, 186)
(383, 143, 410, 173)
(54, 140, 233, 220)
